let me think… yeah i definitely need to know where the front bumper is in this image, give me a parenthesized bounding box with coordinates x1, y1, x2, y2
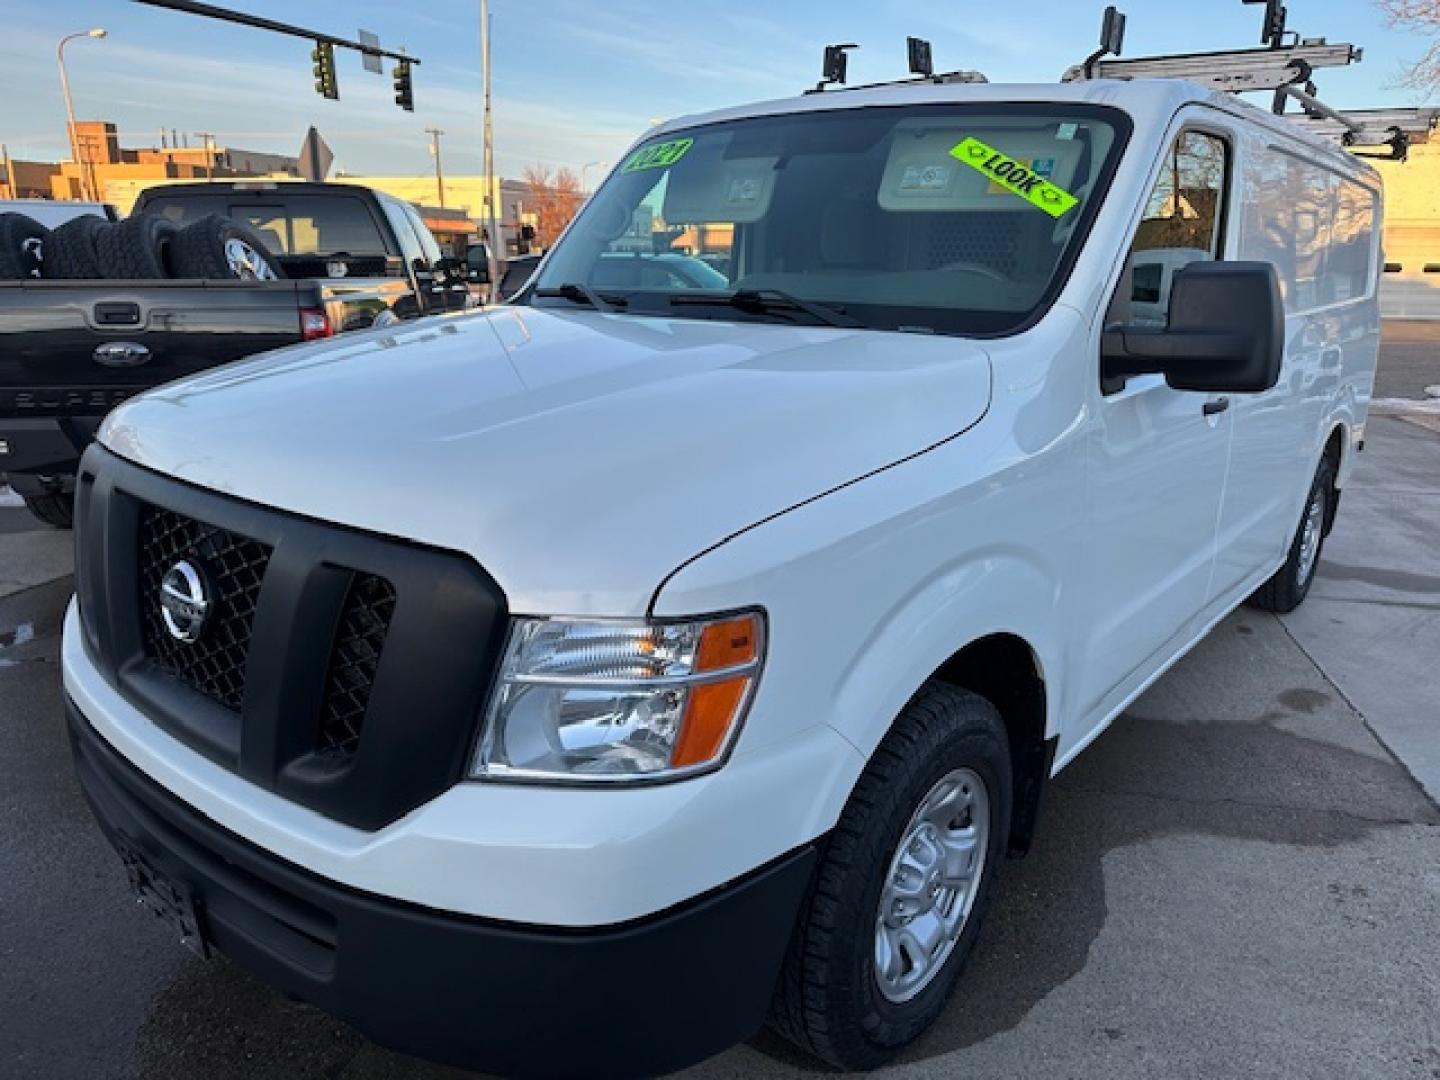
(69, 697, 817, 1078)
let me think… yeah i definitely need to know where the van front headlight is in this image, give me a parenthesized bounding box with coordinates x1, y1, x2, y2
(471, 611, 765, 783)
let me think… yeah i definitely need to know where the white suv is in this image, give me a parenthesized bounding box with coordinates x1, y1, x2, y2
(63, 78, 1379, 1076)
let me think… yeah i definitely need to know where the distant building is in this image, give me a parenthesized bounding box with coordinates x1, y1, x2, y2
(0, 119, 299, 211)
(1371, 140, 1440, 277)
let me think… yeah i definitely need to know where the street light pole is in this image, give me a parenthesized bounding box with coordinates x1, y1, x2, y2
(57, 28, 107, 201)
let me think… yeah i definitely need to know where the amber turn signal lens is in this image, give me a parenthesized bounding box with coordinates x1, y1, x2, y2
(671, 615, 761, 769)
(695, 615, 759, 672)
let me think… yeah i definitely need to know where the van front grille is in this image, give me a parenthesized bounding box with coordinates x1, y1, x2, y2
(138, 505, 272, 711)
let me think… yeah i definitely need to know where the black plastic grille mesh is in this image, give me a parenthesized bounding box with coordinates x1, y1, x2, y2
(138, 506, 272, 711)
(318, 574, 397, 758)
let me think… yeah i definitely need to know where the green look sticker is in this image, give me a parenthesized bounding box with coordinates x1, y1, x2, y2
(949, 137, 1080, 219)
(621, 137, 694, 173)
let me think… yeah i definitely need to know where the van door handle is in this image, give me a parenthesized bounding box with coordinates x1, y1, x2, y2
(1202, 397, 1231, 417)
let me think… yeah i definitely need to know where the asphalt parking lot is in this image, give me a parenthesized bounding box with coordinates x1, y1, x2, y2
(3, 353, 1439, 1080)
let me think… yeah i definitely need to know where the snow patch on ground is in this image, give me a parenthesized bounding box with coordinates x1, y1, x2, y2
(1372, 397, 1440, 416)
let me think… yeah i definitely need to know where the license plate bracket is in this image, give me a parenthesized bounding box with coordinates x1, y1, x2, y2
(115, 836, 210, 959)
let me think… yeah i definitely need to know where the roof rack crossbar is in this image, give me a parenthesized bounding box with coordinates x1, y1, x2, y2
(1062, 40, 1360, 92)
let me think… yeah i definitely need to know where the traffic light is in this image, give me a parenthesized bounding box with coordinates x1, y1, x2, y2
(312, 41, 338, 100)
(393, 60, 414, 112)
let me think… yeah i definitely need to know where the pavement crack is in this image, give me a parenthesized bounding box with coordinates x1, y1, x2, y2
(1272, 612, 1440, 817)
(1069, 783, 1436, 828)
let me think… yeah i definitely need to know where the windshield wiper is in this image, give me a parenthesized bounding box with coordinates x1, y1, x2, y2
(533, 283, 628, 313)
(669, 288, 863, 329)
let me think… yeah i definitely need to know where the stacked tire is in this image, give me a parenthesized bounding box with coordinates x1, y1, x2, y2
(0, 209, 284, 282)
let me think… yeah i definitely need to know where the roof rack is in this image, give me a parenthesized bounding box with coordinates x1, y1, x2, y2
(799, 2, 1437, 162)
(1061, 40, 1361, 93)
(1274, 98, 1440, 161)
(804, 39, 987, 95)
(1063, 2, 1437, 161)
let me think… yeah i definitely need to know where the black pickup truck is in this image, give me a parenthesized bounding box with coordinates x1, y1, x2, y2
(0, 182, 474, 526)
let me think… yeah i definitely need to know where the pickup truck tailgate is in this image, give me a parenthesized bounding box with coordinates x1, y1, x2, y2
(0, 279, 320, 421)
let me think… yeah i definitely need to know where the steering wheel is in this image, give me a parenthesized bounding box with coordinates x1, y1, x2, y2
(938, 261, 1010, 284)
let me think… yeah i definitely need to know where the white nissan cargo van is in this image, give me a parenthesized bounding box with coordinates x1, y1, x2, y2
(63, 76, 1380, 1076)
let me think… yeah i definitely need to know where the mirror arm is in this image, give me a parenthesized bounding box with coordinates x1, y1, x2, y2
(1101, 325, 1249, 391)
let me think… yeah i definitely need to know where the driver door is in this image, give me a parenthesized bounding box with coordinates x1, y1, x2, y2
(1076, 123, 1237, 725)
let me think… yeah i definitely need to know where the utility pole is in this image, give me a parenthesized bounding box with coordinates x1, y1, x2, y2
(481, 0, 500, 292)
(1, 144, 11, 198)
(195, 132, 216, 180)
(426, 126, 445, 207)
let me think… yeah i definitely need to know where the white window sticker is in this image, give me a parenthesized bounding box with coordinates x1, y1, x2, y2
(899, 163, 955, 192)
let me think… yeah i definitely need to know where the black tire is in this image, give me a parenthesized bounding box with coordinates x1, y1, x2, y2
(0, 212, 49, 279)
(42, 214, 109, 279)
(94, 212, 180, 279)
(21, 492, 75, 529)
(1248, 454, 1337, 614)
(169, 214, 285, 280)
(770, 682, 1012, 1070)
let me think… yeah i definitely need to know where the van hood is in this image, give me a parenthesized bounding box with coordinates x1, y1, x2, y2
(100, 307, 992, 615)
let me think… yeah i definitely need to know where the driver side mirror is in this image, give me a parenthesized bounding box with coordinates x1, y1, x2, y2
(1102, 261, 1283, 395)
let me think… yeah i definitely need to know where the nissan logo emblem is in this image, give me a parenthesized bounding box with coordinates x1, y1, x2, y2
(159, 560, 211, 644)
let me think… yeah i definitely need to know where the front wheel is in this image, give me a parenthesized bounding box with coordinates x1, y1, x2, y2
(1248, 454, 1336, 614)
(769, 683, 1011, 1070)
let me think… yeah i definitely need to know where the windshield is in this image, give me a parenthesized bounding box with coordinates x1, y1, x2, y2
(530, 103, 1128, 336)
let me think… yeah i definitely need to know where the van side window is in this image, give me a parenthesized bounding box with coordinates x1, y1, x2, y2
(1108, 130, 1229, 328)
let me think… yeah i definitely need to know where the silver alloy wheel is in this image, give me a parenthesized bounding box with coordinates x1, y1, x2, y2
(224, 237, 277, 281)
(874, 767, 990, 1004)
(1296, 486, 1326, 587)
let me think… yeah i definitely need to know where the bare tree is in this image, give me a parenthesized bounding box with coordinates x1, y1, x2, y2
(521, 163, 586, 248)
(1377, 0, 1440, 89)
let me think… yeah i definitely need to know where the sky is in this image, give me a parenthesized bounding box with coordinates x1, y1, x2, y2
(2, 0, 1436, 185)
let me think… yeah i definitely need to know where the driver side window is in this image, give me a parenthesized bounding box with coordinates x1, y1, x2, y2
(1109, 130, 1229, 328)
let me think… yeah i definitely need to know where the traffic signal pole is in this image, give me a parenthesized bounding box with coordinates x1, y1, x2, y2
(133, 0, 420, 104)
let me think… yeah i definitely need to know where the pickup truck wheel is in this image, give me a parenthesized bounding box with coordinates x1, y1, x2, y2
(39, 214, 108, 279)
(95, 213, 179, 279)
(0, 212, 49, 278)
(770, 682, 1011, 1070)
(1248, 454, 1337, 614)
(20, 492, 75, 529)
(170, 215, 285, 281)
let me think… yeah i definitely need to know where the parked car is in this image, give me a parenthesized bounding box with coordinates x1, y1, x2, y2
(63, 76, 1378, 1078)
(0, 181, 472, 527)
